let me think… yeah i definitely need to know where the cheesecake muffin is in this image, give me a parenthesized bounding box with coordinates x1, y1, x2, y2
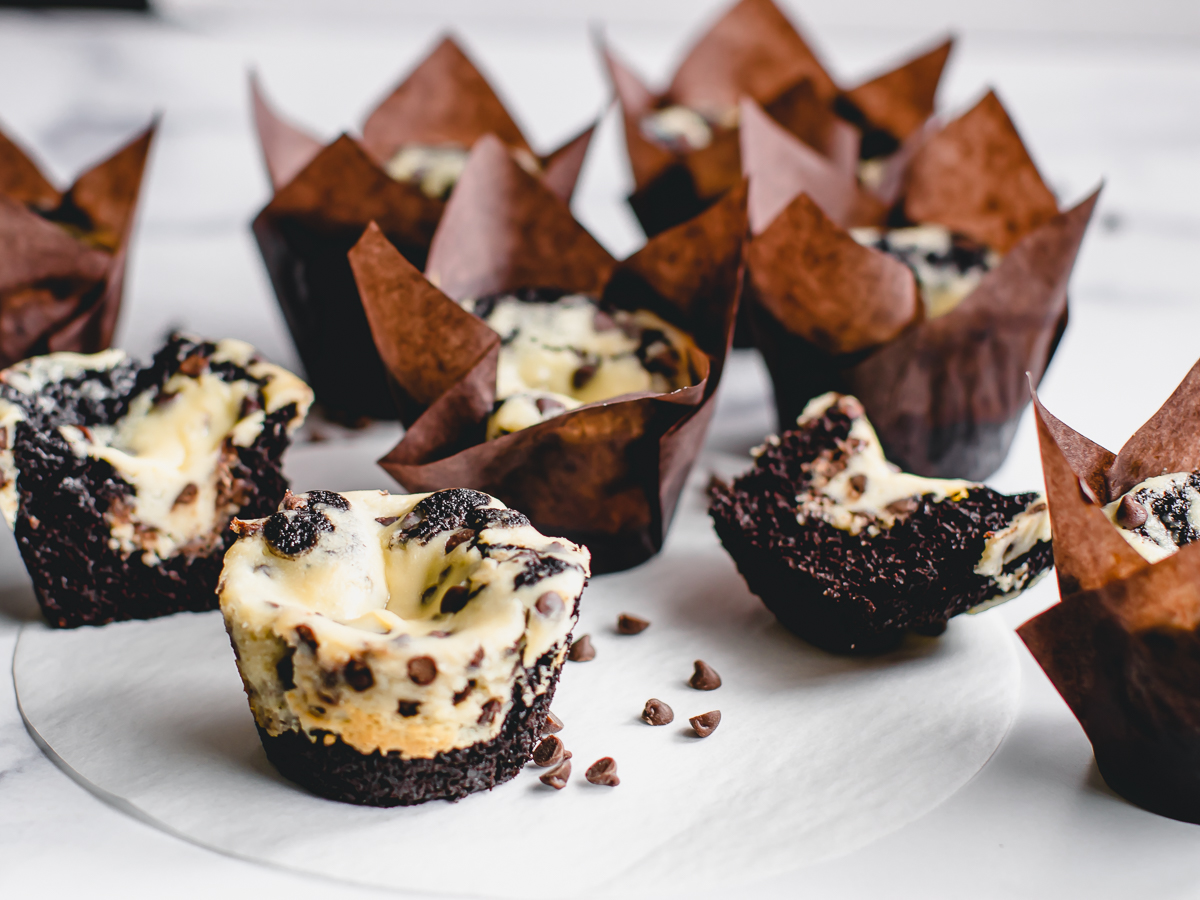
(219, 487, 590, 806)
(709, 393, 1053, 652)
(0, 334, 311, 627)
(460, 290, 698, 440)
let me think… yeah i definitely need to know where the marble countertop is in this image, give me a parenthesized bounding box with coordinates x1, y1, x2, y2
(2, 3, 1200, 897)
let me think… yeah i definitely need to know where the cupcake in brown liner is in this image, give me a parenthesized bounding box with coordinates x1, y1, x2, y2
(0, 118, 155, 367)
(219, 487, 590, 806)
(710, 392, 1052, 653)
(348, 135, 746, 574)
(0, 334, 311, 628)
(1019, 367, 1200, 823)
(742, 89, 1101, 480)
(251, 36, 596, 421)
(598, 0, 953, 239)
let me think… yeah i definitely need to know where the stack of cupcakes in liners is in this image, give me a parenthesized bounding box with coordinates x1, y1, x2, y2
(741, 88, 1100, 480)
(599, 0, 953, 239)
(1020, 367, 1200, 823)
(0, 118, 155, 366)
(348, 135, 746, 574)
(252, 36, 596, 420)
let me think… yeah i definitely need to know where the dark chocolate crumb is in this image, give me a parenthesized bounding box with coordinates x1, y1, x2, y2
(444, 529, 474, 553)
(275, 647, 296, 690)
(173, 483, 199, 507)
(397, 701, 420, 718)
(585, 757, 620, 786)
(543, 710, 564, 734)
(420, 585, 436, 604)
(536, 396, 566, 416)
(641, 698, 674, 726)
(408, 656, 438, 685)
(568, 634, 596, 662)
(478, 699, 502, 725)
(468, 646, 485, 668)
(304, 490, 350, 511)
(540, 759, 571, 790)
(690, 710, 721, 737)
(452, 680, 476, 705)
(376, 516, 398, 527)
(533, 735, 566, 767)
(1117, 494, 1149, 529)
(689, 660, 722, 690)
(344, 659, 374, 692)
(440, 585, 470, 614)
(535, 591, 563, 616)
(263, 508, 333, 558)
(295, 624, 319, 651)
(572, 364, 597, 389)
(617, 613, 650, 634)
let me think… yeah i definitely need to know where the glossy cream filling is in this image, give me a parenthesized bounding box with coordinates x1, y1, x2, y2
(638, 104, 737, 152)
(220, 490, 589, 758)
(385, 144, 541, 199)
(850, 224, 1001, 319)
(1103, 472, 1200, 563)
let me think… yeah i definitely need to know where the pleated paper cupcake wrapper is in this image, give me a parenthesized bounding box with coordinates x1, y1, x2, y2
(742, 87, 1100, 480)
(0, 119, 155, 367)
(251, 36, 595, 420)
(1019, 371, 1200, 824)
(348, 135, 746, 574)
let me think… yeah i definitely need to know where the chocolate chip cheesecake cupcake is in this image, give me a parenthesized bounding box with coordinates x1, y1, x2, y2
(461, 289, 698, 439)
(0, 334, 312, 627)
(219, 487, 590, 806)
(709, 393, 1052, 653)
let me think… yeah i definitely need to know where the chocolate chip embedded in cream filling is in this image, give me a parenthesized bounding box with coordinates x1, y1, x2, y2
(219, 488, 590, 767)
(461, 290, 700, 440)
(1103, 471, 1200, 563)
(850, 224, 1001, 319)
(384, 144, 541, 200)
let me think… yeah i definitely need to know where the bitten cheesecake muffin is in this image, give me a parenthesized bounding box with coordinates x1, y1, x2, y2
(0, 334, 311, 628)
(220, 487, 590, 806)
(709, 393, 1052, 652)
(461, 289, 699, 439)
(850, 225, 1000, 319)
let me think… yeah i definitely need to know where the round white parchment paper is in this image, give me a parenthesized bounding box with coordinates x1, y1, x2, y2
(13, 453, 1019, 898)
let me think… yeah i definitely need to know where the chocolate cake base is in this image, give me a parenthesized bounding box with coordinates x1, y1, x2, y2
(257, 658, 561, 807)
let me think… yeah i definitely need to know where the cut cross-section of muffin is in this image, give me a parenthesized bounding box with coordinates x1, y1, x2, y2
(709, 392, 1052, 653)
(219, 487, 591, 806)
(0, 334, 312, 627)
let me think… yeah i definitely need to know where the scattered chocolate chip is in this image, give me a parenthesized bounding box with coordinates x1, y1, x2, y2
(848, 474, 868, 496)
(407, 656, 438, 685)
(536, 396, 566, 416)
(375, 516, 398, 526)
(478, 699, 502, 725)
(452, 681, 476, 705)
(172, 483, 199, 507)
(542, 710, 564, 734)
(690, 710, 721, 737)
(641, 698, 674, 726)
(585, 757, 620, 786)
(444, 529, 474, 553)
(397, 701, 420, 718)
(536, 591, 563, 616)
(440, 585, 470, 614)
(275, 647, 295, 690)
(617, 613, 650, 635)
(533, 735, 566, 767)
(689, 660, 721, 690)
(1117, 494, 1149, 529)
(468, 646, 485, 668)
(343, 659, 374, 692)
(568, 634, 596, 662)
(294, 624, 318, 651)
(572, 363, 597, 389)
(540, 759, 571, 790)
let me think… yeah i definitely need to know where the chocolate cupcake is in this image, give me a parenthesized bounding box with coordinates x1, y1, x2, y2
(219, 487, 590, 806)
(0, 118, 155, 367)
(1019, 366, 1200, 823)
(741, 90, 1100, 479)
(709, 393, 1052, 653)
(0, 334, 311, 627)
(599, 0, 952, 239)
(349, 135, 745, 573)
(251, 37, 594, 420)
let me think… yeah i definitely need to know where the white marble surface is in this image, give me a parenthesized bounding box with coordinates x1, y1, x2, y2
(1, 2, 1200, 897)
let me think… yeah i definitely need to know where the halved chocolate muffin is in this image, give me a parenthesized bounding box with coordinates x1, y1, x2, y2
(219, 488, 590, 806)
(709, 393, 1052, 652)
(0, 334, 312, 627)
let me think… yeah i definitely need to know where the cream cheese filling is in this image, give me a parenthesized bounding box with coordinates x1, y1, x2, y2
(640, 105, 715, 152)
(1103, 471, 1200, 563)
(220, 489, 589, 758)
(385, 143, 541, 199)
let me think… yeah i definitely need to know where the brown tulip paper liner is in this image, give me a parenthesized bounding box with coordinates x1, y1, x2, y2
(250, 37, 596, 421)
(0, 119, 155, 367)
(599, 0, 953, 240)
(349, 136, 746, 574)
(743, 89, 1099, 480)
(1019, 375, 1200, 823)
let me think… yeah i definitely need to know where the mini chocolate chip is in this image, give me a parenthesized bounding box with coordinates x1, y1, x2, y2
(568, 634, 596, 662)
(848, 473, 868, 496)
(536, 592, 563, 616)
(617, 613, 650, 634)
(376, 516, 398, 526)
(408, 656, 437, 685)
(885, 497, 920, 516)
(1117, 494, 1149, 529)
(173, 483, 198, 507)
(177, 353, 207, 377)
(478, 699, 502, 725)
(585, 757, 620, 786)
(452, 680, 475, 705)
(689, 660, 721, 690)
(542, 710, 564, 734)
(533, 735, 565, 767)
(344, 659, 374, 691)
(441, 585, 470, 614)
(275, 647, 296, 690)
(230, 518, 263, 536)
(294, 624, 318, 651)
(540, 759, 571, 790)
(468, 646, 485, 668)
(239, 395, 262, 417)
(690, 710, 721, 737)
(641, 698, 674, 726)
(421, 585, 437, 603)
(572, 363, 597, 389)
(399, 509, 423, 530)
(397, 701, 420, 718)
(444, 529, 474, 553)
(536, 396, 566, 416)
